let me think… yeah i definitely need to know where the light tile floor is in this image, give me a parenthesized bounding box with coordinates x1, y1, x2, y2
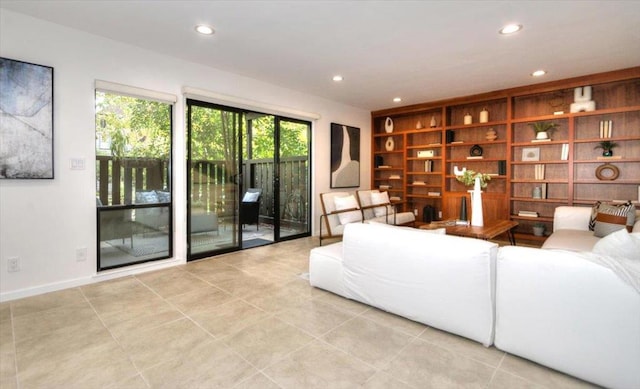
(0, 237, 597, 388)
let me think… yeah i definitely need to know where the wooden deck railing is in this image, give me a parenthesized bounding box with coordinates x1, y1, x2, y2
(96, 156, 308, 224)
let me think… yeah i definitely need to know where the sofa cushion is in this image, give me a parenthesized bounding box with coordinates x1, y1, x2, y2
(334, 195, 362, 225)
(155, 190, 171, 203)
(242, 191, 260, 202)
(589, 201, 635, 236)
(370, 191, 390, 217)
(592, 229, 640, 260)
(542, 229, 600, 251)
(341, 222, 498, 346)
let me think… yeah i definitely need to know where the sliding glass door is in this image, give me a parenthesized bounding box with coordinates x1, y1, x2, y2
(276, 118, 311, 240)
(187, 100, 242, 259)
(187, 100, 311, 260)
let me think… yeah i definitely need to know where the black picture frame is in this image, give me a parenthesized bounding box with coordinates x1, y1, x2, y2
(0, 57, 54, 179)
(330, 122, 360, 188)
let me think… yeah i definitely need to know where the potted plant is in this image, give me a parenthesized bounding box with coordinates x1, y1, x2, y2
(532, 222, 546, 237)
(455, 169, 491, 227)
(529, 122, 558, 140)
(594, 140, 619, 157)
(455, 169, 492, 188)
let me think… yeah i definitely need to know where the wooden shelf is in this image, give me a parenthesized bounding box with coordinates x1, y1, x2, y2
(372, 67, 640, 222)
(573, 136, 640, 143)
(510, 179, 569, 183)
(511, 215, 554, 222)
(510, 197, 568, 203)
(574, 158, 640, 163)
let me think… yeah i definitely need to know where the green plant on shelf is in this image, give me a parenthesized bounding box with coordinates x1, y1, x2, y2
(594, 140, 619, 157)
(529, 121, 558, 139)
(455, 169, 492, 188)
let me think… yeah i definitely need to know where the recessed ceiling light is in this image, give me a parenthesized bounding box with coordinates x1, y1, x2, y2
(195, 25, 215, 35)
(393, 97, 402, 103)
(499, 24, 522, 35)
(531, 70, 547, 77)
(332, 75, 343, 82)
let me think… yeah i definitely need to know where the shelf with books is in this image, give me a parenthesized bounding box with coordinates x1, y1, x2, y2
(372, 67, 639, 223)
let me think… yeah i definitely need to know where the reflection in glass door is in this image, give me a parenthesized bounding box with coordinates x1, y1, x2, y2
(187, 100, 242, 259)
(277, 118, 311, 239)
(187, 100, 311, 260)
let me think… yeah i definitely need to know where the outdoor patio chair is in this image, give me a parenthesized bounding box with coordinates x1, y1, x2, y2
(241, 188, 262, 230)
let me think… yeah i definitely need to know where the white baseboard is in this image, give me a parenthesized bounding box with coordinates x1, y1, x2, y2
(0, 257, 184, 303)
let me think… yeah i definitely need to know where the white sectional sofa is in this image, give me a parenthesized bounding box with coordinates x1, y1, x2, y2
(543, 205, 640, 251)
(496, 246, 640, 389)
(311, 222, 498, 346)
(310, 220, 640, 389)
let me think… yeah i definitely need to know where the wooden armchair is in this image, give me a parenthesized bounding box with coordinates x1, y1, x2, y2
(319, 191, 363, 246)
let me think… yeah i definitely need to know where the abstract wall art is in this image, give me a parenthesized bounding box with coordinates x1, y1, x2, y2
(0, 57, 54, 179)
(330, 122, 360, 188)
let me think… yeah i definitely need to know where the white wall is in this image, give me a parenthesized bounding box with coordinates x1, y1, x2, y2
(0, 10, 370, 301)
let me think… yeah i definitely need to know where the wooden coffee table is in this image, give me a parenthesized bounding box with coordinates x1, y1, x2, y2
(420, 219, 518, 245)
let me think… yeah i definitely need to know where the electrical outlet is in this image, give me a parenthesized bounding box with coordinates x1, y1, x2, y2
(76, 247, 87, 262)
(438, 211, 443, 219)
(8, 257, 20, 272)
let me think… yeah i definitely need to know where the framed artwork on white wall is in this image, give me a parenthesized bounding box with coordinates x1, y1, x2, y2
(0, 57, 54, 179)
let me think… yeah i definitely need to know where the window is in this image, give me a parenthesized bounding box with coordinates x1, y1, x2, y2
(95, 84, 174, 270)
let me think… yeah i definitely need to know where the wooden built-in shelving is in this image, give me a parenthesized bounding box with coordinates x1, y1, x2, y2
(372, 67, 640, 244)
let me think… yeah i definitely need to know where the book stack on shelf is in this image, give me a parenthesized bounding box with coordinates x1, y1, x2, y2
(518, 210, 539, 218)
(534, 164, 545, 180)
(560, 144, 569, 160)
(599, 120, 613, 138)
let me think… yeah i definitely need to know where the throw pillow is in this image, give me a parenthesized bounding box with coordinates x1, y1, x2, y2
(334, 195, 362, 225)
(155, 190, 171, 203)
(592, 229, 640, 260)
(135, 190, 159, 204)
(242, 191, 260, 202)
(370, 191, 391, 217)
(589, 201, 635, 237)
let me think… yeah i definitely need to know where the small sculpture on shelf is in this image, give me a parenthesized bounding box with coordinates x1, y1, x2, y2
(485, 128, 497, 141)
(570, 85, 596, 113)
(529, 121, 557, 141)
(416, 120, 424, 129)
(385, 137, 395, 151)
(385, 117, 394, 133)
(594, 140, 618, 157)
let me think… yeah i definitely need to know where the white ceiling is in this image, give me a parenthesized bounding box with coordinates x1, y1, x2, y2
(2, 0, 639, 111)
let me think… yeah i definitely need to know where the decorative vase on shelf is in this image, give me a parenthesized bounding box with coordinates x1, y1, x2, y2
(430, 115, 437, 128)
(485, 128, 497, 141)
(459, 196, 468, 221)
(385, 117, 394, 133)
(385, 137, 395, 151)
(416, 120, 424, 129)
(479, 108, 489, 123)
(533, 225, 545, 237)
(469, 177, 484, 227)
(536, 131, 549, 140)
(464, 113, 472, 125)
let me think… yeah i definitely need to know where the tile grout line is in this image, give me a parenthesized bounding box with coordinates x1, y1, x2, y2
(77, 286, 152, 389)
(9, 303, 20, 389)
(486, 350, 507, 388)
